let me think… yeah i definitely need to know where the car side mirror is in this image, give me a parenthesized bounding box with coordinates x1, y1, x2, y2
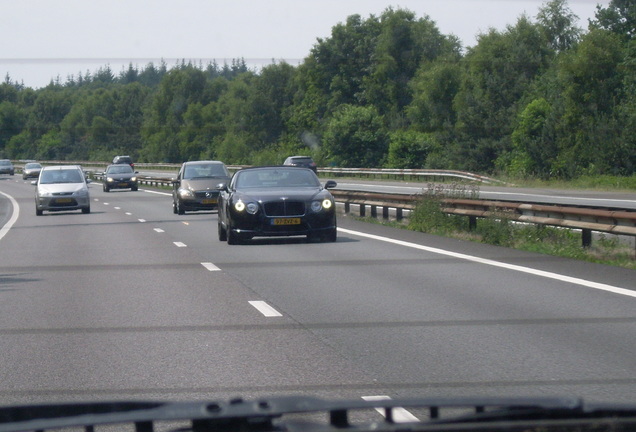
(216, 182, 228, 192)
(172, 178, 180, 186)
(324, 180, 337, 189)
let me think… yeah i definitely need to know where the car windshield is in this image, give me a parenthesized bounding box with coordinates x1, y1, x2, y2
(183, 164, 228, 179)
(0, 160, 11, 166)
(235, 168, 319, 188)
(25, 163, 41, 169)
(39, 169, 84, 184)
(107, 165, 133, 174)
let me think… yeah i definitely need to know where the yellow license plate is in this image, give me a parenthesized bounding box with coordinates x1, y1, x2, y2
(201, 199, 217, 204)
(273, 218, 301, 226)
(55, 198, 72, 203)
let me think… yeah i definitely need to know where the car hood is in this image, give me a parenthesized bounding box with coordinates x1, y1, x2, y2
(182, 178, 228, 190)
(106, 172, 135, 179)
(37, 183, 87, 194)
(235, 187, 329, 202)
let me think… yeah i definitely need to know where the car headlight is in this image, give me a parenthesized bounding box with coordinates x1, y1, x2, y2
(246, 202, 259, 214)
(311, 199, 333, 212)
(234, 200, 259, 214)
(106, 177, 114, 182)
(131, 177, 137, 182)
(178, 188, 193, 198)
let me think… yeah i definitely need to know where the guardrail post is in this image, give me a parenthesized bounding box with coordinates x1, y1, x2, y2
(582, 229, 592, 248)
(382, 206, 389, 219)
(469, 216, 477, 231)
(359, 204, 366, 217)
(371, 205, 377, 218)
(396, 208, 403, 220)
(344, 202, 350, 214)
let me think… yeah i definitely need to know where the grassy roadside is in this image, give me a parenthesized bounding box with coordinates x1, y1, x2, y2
(362, 181, 636, 270)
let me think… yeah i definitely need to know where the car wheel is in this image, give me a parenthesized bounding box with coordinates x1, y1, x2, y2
(82, 205, 90, 214)
(323, 227, 337, 242)
(226, 223, 241, 245)
(36, 208, 43, 216)
(131, 186, 138, 191)
(22, 175, 27, 180)
(218, 220, 227, 241)
(103, 184, 109, 192)
(177, 200, 185, 215)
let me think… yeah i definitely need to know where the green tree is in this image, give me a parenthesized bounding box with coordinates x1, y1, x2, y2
(322, 104, 388, 167)
(536, 0, 582, 52)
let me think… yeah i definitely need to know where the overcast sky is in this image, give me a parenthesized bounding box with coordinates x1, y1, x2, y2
(1, 0, 609, 88)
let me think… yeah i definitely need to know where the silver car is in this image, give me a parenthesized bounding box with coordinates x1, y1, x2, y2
(34, 165, 91, 215)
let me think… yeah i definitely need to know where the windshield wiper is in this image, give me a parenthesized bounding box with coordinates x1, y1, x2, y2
(1, 396, 635, 432)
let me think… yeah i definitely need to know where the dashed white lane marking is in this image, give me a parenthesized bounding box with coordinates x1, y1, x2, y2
(201, 262, 221, 271)
(125, 212, 132, 215)
(249, 301, 283, 317)
(103, 202, 109, 205)
(339, 228, 636, 298)
(361, 396, 419, 423)
(173, 242, 187, 247)
(138, 219, 146, 223)
(114, 206, 121, 210)
(154, 228, 165, 233)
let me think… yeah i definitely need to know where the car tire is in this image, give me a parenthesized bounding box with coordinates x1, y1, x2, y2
(218, 220, 227, 241)
(226, 223, 241, 245)
(82, 205, 90, 214)
(22, 175, 27, 180)
(323, 227, 337, 242)
(103, 184, 109, 192)
(176, 200, 185, 215)
(131, 186, 138, 191)
(36, 208, 43, 216)
(172, 201, 178, 214)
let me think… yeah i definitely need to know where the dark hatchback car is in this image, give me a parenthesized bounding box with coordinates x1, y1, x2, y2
(112, 155, 134, 168)
(102, 164, 138, 192)
(283, 155, 317, 173)
(0, 159, 15, 175)
(217, 166, 337, 244)
(172, 160, 230, 215)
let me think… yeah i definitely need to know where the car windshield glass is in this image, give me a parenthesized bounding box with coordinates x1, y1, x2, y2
(183, 164, 228, 179)
(39, 169, 84, 184)
(25, 163, 41, 169)
(107, 166, 133, 174)
(236, 169, 319, 188)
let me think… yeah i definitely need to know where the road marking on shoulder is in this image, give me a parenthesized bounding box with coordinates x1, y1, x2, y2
(338, 228, 636, 298)
(143, 189, 171, 196)
(0, 191, 19, 242)
(173, 242, 187, 247)
(249, 301, 283, 317)
(201, 262, 221, 271)
(362, 396, 419, 423)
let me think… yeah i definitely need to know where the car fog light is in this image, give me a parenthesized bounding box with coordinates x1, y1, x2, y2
(234, 201, 246, 212)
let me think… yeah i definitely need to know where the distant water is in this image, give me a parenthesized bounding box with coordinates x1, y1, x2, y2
(1, 57, 303, 89)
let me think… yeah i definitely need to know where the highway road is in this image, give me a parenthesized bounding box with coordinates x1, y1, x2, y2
(0, 175, 635, 410)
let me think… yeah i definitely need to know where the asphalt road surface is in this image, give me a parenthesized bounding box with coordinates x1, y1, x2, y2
(0, 176, 635, 411)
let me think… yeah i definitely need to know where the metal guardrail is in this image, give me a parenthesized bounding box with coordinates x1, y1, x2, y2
(330, 191, 636, 249)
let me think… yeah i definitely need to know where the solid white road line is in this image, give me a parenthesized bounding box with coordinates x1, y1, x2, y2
(0, 191, 19, 242)
(249, 301, 283, 317)
(339, 228, 636, 298)
(361, 396, 419, 423)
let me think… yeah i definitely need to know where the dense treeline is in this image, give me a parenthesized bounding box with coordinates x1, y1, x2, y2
(1, 0, 634, 179)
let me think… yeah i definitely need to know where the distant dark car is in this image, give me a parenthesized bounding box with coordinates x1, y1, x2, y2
(283, 156, 317, 173)
(102, 164, 138, 192)
(172, 161, 230, 214)
(217, 166, 337, 244)
(22, 162, 42, 180)
(112, 155, 134, 168)
(0, 159, 15, 176)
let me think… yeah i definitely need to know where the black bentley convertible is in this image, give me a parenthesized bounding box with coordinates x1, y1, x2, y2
(217, 166, 337, 244)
